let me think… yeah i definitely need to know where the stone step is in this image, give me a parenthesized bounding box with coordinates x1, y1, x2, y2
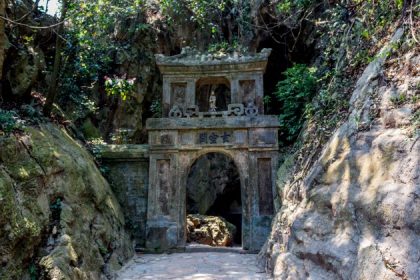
(184, 244, 255, 254)
(135, 244, 258, 254)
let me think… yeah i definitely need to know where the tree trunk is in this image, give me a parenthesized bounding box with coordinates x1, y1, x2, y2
(43, 0, 68, 116)
(0, 0, 6, 78)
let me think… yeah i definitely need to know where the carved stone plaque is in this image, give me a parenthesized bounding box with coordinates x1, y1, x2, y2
(239, 80, 256, 105)
(258, 158, 274, 215)
(157, 159, 171, 215)
(171, 83, 187, 108)
(196, 131, 234, 145)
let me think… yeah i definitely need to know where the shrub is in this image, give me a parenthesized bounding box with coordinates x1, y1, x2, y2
(0, 110, 20, 134)
(273, 64, 317, 142)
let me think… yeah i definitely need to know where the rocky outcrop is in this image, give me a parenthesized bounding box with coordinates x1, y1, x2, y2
(260, 29, 420, 279)
(0, 123, 133, 279)
(187, 214, 236, 247)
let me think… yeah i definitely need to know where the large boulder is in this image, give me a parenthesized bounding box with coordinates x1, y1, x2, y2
(186, 214, 236, 247)
(0, 123, 133, 279)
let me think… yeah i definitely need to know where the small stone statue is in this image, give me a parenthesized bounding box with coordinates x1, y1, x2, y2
(209, 90, 217, 112)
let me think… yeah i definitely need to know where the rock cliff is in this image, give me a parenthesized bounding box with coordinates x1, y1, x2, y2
(260, 28, 419, 279)
(0, 123, 133, 279)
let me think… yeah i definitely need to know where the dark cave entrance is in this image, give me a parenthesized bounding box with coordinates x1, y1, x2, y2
(186, 152, 242, 246)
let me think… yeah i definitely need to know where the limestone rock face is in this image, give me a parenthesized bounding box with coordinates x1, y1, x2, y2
(260, 29, 420, 279)
(187, 214, 236, 247)
(0, 123, 133, 279)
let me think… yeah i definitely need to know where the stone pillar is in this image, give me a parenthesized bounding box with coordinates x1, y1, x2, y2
(162, 76, 171, 117)
(230, 78, 240, 104)
(146, 153, 181, 251)
(186, 78, 196, 107)
(255, 72, 264, 114)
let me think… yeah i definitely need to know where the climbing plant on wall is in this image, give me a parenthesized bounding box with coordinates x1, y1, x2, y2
(274, 64, 317, 142)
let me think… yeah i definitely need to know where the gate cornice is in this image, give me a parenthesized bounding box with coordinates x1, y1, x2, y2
(146, 115, 280, 130)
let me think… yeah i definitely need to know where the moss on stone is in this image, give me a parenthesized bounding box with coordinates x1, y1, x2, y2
(0, 124, 133, 279)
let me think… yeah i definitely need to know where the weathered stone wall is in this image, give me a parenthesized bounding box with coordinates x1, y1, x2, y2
(98, 145, 150, 248)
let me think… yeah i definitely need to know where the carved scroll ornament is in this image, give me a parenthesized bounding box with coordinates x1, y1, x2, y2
(168, 102, 258, 118)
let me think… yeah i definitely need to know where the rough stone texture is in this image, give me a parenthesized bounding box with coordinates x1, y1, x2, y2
(98, 145, 150, 247)
(260, 29, 420, 279)
(6, 46, 46, 98)
(0, 124, 133, 279)
(186, 214, 236, 247)
(116, 252, 270, 280)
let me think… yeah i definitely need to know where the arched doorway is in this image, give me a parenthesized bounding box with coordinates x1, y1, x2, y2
(186, 152, 242, 246)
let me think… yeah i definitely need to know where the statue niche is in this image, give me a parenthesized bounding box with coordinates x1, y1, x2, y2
(195, 77, 230, 112)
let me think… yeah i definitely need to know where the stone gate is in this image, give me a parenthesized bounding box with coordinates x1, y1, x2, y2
(145, 48, 280, 252)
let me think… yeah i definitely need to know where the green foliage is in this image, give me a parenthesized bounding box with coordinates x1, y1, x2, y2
(29, 263, 37, 280)
(0, 110, 21, 134)
(277, 0, 314, 13)
(57, 0, 149, 121)
(390, 92, 408, 106)
(207, 39, 248, 54)
(274, 64, 317, 141)
(50, 198, 62, 211)
(160, 0, 229, 33)
(104, 75, 136, 101)
(150, 98, 162, 117)
(158, 0, 253, 45)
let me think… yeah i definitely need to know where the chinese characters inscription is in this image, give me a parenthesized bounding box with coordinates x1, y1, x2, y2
(198, 131, 232, 145)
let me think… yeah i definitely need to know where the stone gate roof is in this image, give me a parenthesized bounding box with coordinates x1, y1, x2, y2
(155, 47, 272, 74)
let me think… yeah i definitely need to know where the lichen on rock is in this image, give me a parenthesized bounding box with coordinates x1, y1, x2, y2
(0, 123, 133, 279)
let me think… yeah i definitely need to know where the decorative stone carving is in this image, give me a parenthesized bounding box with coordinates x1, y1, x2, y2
(258, 158, 274, 215)
(172, 84, 186, 107)
(160, 134, 173, 145)
(157, 160, 171, 215)
(240, 80, 256, 105)
(245, 103, 258, 117)
(155, 48, 272, 65)
(184, 105, 199, 117)
(197, 131, 233, 145)
(169, 103, 249, 118)
(227, 104, 244, 116)
(169, 106, 183, 118)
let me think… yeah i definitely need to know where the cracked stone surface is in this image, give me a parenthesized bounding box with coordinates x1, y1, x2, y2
(116, 252, 271, 279)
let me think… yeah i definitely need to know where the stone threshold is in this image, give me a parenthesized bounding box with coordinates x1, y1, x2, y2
(135, 244, 257, 254)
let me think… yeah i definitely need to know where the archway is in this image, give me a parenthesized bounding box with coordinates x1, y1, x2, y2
(186, 152, 242, 246)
